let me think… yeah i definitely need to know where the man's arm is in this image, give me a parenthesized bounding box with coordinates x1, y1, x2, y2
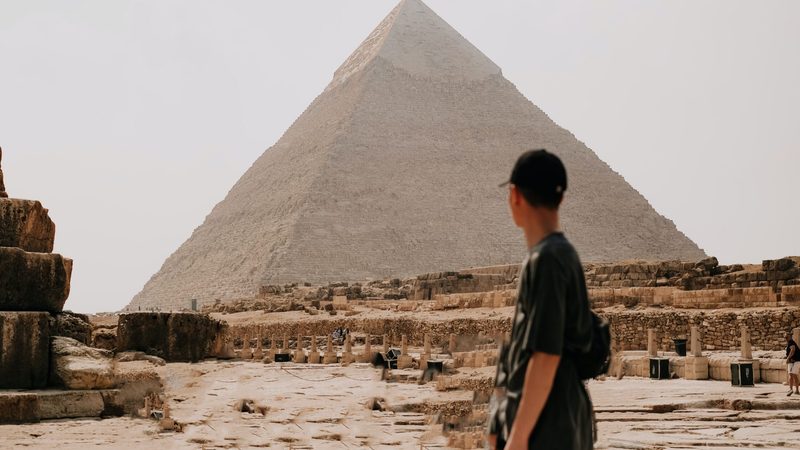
(505, 352, 560, 447)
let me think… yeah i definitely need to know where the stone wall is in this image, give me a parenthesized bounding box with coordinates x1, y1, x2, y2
(589, 285, 798, 310)
(117, 313, 227, 362)
(604, 308, 800, 352)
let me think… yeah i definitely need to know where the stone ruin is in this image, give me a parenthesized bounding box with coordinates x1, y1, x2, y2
(0, 151, 163, 424)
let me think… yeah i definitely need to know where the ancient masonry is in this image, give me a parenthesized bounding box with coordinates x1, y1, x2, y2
(0, 151, 164, 424)
(129, 0, 705, 311)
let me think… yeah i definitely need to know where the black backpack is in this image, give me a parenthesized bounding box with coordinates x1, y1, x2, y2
(569, 311, 611, 379)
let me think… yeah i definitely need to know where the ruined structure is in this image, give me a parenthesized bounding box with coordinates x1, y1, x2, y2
(0, 147, 7, 198)
(129, 0, 704, 311)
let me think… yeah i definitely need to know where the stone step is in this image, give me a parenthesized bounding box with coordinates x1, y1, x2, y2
(0, 389, 123, 424)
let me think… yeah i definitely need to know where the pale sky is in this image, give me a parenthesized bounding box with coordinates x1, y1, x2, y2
(1, 1, 798, 313)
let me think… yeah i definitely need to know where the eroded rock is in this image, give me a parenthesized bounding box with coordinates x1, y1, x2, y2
(0, 247, 72, 312)
(52, 311, 92, 344)
(50, 336, 117, 390)
(0, 198, 56, 252)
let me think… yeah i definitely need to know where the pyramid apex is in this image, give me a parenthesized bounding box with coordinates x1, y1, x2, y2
(330, 0, 500, 87)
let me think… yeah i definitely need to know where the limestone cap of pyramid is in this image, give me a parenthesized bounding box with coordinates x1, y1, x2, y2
(330, 0, 501, 88)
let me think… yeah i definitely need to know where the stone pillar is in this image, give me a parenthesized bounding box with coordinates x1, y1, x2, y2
(253, 333, 264, 360)
(342, 333, 355, 364)
(690, 326, 702, 357)
(647, 329, 658, 357)
(282, 335, 289, 352)
(740, 327, 752, 360)
(242, 333, 252, 359)
(398, 334, 413, 369)
(420, 334, 432, 370)
(359, 333, 373, 363)
(383, 334, 390, 354)
(449, 334, 457, 354)
(0, 147, 6, 198)
(685, 326, 709, 380)
(308, 335, 320, 364)
(269, 335, 276, 359)
(793, 328, 800, 346)
(323, 335, 337, 364)
(294, 334, 307, 363)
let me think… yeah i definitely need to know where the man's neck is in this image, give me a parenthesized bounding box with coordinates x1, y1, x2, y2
(522, 214, 560, 250)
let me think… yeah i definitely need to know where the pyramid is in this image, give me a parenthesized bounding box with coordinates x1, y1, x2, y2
(128, 0, 704, 310)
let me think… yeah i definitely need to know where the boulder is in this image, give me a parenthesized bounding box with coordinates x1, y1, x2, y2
(0, 312, 51, 389)
(116, 312, 226, 362)
(50, 336, 117, 390)
(0, 198, 56, 252)
(51, 311, 92, 344)
(0, 247, 72, 312)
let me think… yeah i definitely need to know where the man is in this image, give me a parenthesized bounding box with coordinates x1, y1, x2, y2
(489, 149, 594, 450)
(786, 333, 799, 396)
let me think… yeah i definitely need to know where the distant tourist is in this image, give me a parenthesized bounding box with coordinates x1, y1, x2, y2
(786, 333, 799, 396)
(489, 150, 596, 450)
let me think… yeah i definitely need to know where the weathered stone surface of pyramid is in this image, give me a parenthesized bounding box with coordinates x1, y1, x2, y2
(129, 0, 704, 310)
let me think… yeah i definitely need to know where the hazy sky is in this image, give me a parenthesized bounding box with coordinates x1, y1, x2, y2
(1, 1, 798, 313)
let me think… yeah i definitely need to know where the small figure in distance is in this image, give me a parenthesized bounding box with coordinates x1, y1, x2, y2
(786, 333, 799, 396)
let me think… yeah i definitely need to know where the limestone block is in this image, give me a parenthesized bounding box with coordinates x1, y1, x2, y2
(0, 312, 50, 389)
(117, 312, 226, 362)
(0, 393, 38, 423)
(36, 389, 106, 419)
(0, 198, 56, 252)
(684, 356, 709, 380)
(308, 351, 321, 364)
(0, 247, 72, 312)
(50, 336, 117, 390)
(397, 355, 414, 369)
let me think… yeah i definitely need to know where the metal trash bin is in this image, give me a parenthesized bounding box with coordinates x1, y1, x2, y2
(673, 339, 688, 356)
(650, 357, 670, 379)
(731, 362, 754, 386)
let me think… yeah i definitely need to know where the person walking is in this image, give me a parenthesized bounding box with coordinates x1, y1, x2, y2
(489, 149, 594, 450)
(786, 333, 800, 396)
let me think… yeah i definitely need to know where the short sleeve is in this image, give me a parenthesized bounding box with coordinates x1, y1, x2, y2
(521, 251, 567, 356)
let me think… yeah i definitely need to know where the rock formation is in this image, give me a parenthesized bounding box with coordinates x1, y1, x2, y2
(129, 0, 705, 311)
(0, 147, 7, 198)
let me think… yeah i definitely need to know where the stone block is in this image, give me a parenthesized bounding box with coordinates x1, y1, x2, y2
(0, 247, 72, 312)
(307, 351, 321, 364)
(117, 312, 226, 362)
(50, 336, 117, 390)
(397, 355, 414, 369)
(684, 356, 709, 380)
(0, 198, 56, 252)
(0, 312, 50, 389)
(0, 393, 38, 423)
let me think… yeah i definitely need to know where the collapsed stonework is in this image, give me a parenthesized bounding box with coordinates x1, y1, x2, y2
(129, 0, 704, 311)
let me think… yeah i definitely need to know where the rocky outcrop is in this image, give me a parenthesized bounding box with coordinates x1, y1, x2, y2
(49, 336, 117, 390)
(117, 312, 226, 362)
(51, 311, 93, 344)
(0, 198, 56, 252)
(0, 247, 72, 312)
(0, 312, 51, 389)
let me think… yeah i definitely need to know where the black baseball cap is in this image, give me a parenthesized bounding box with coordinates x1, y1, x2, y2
(500, 149, 567, 196)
